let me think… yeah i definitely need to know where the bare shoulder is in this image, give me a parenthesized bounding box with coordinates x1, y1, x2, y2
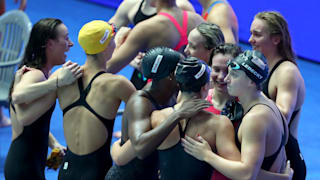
(243, 105, 271, 129)
(276, 61, 302, 78)
(20, 68, 46, 83)
(151, 108, 173, 128)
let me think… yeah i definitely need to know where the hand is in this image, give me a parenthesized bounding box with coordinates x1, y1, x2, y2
(14, 65, 33, 86)
(52, 142, 66, 156)
(129, 52, 145, 71)
(181, 135, 212, 161)
(57, 61, 83, 87)
(176, 98, 212, 119)
(282, 161, 293, 180)
(115, 27, 131, 48)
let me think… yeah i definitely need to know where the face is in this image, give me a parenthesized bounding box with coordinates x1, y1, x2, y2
(184, 29, 211, 64)
(224, 67, 249, 97)
(249, 18, 275, 56)
(50, 24, 73, 65)
(210, 53, 233, 93)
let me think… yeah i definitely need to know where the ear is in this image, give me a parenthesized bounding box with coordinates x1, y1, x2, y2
(271, 34, 281, 46)
(46, 39, 55, 50)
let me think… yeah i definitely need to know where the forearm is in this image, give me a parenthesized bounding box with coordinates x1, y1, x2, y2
(48, 132, 59, 149)
(132, 113, 182, 159)
(257, 170, 290, 180)
(204, 151, 255, 180)
(12, 78, 57, 104)
(111, 140, 136, 166)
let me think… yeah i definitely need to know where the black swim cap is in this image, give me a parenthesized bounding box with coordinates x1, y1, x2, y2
(142, 47, 183, 80)
(175, 57, 211, 92)
(228, 50, 268, 85)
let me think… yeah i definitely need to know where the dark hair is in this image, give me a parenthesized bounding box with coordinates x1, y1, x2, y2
(9, 18, 63, 103)
(19, 18, 63, 69)
(175, 57, 210, 93)
(196, 23, 225, 50)
(255, 11, 296, 63)
(209, 43, 242, 65)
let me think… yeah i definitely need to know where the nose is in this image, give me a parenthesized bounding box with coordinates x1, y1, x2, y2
(217, 71, 227, 82)
(248, 35, 254, 45)
(224, 73, 230, 84)
(68, 39, 74, 47)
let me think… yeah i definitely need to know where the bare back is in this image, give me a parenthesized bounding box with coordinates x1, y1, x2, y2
(57, 71, 134, 155)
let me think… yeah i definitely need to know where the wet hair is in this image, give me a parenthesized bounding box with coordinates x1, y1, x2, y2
(255, 11, 296, 63)
(19, 18, 63, 69)
(196, 23, 225, 51)
(175, 57, 210, 93)
(9, 18, 63, 103)
(209, 43, 242, 65)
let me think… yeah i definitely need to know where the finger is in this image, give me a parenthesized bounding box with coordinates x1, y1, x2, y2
(185, 135, 199, 146)
(63, 60, 72, 67)
(75, 72, 83, 79)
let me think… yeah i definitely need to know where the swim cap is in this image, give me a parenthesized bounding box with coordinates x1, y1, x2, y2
(142, 47, 182, 80)
(175, 57, 211, 92)
(228, 50, 268, 85)
(78, 20, 116, 55)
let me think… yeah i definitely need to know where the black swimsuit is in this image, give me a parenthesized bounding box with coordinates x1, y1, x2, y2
(105, 90, 162, 180)
(158, 118, 213, 180)
(235, 103, 286, 171)
(5, 103, 55, 180)
(58, 71, 114, 180)
(262, 60, 306, 179)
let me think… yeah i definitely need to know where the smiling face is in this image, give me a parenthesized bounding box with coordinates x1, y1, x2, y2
(210, 53, 233, 94)
(248, 18, 276, 57)
(184, 29, 211, 63)
(50, 23, 73, 65)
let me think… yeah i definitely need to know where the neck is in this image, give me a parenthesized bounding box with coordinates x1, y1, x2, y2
(157, 0, 177, 12)
(264, 50, 283, 71)
(211, 88, 232, 108)
(238, 90, 262, 114)
(41, 60, 53, 78)
(84, 55, 107, 72)
(148, 81, 177, 106)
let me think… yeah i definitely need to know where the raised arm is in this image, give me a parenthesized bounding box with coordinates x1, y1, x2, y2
(108, 0, 134, 28)
(11, 61, 82, 104)
(206, 3, 237, 44)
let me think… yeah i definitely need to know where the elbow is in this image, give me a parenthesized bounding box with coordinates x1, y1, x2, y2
(11, 92, 24, 104)
(132, 142, 149, 160)
(112, 156, 126, 166)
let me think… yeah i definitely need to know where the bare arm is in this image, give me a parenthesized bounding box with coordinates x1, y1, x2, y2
(129, 97, 211, 159)
(111, 139, 136, 166)
(183, 112, 268, 180)
(108, 0, 133, 28)
(275, 65, 301, 122)
(12, 62, 82, 104)
(215, 116, 241, 161)
(206, 4, 237, 44)
(106, 23, 151, 74)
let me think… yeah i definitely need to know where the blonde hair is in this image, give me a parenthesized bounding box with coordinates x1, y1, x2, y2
(255, 11, 296, 62)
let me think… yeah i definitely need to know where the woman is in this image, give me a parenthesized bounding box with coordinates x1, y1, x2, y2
(184, 22, 225, 65)
(57, 20, 136, 180)
(249, 11, 306, 180)
(153, 57, 239, 179)
(182, 50, 291, 180)
(4, 18, 81, 180)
